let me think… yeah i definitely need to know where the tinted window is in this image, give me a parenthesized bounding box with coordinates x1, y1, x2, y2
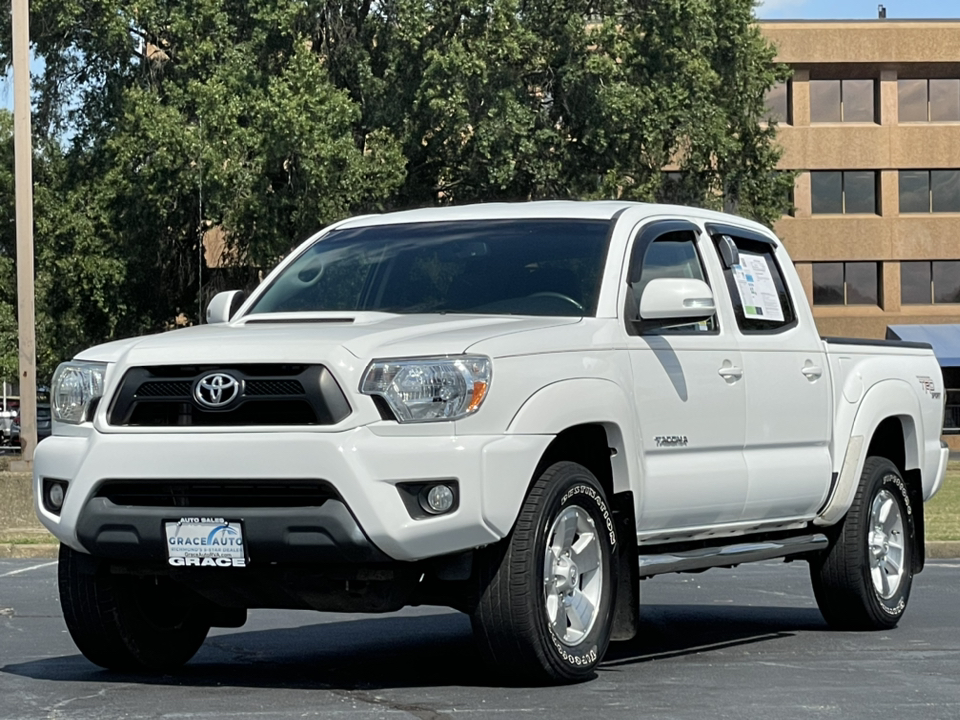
(844, 172, 877, 213)
(930, 79, 960, 122)
(932, 170, 960, 212)
(933, 261, 960, 303)
(764, 82, 790, 123)
(249, 219, 612, 317)
(845, 262, 880, 305)
(813, 263, 844, 305)
(899, 79, 928, 122)
(714, 235, 796, 333)
(811, 172, 843, 214)
(632, 231, 716, 333)
(812, 262, 879, 305)
(811, 171, 876, 214)
(899, 171, 930, 213)
(810, 80, 841, 122)
(843, 80, 876, 122)
(901, 261, 932, 304)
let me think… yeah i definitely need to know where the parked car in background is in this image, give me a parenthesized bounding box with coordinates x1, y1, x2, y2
(0, 410, 14, 446)
(36, 404, 52, 443)
(10, 404, 52, 447)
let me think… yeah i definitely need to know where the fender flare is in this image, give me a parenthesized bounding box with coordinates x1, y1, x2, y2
(816, 379, 923, 527)
(506, 377, 637, 496)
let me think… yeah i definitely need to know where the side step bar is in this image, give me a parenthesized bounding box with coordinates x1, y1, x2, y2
(636, 533, 829, 579)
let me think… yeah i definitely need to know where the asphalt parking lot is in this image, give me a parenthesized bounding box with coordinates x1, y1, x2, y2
(1, 559, 959, 720)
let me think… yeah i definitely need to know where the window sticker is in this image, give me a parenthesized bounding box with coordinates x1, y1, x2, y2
(731, 252, 785, 322)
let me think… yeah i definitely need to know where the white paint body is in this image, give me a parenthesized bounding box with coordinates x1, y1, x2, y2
(34, 202, 949, 561)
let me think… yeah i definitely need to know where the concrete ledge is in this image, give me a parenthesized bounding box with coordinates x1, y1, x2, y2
(0, 543, 58, 559)
(926, 541, 960, 559)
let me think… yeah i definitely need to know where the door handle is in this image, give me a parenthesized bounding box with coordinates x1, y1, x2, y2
(801, 364, 823, 381)
(718, 365, 743, 382)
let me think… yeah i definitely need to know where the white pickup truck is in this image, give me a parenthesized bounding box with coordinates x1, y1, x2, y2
(36, 201, 949, 684)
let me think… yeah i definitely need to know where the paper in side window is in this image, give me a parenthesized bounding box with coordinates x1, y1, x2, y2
(731, 252, 785, 323)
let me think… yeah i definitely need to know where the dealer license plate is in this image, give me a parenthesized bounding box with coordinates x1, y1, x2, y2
(164, 517, 247, 568)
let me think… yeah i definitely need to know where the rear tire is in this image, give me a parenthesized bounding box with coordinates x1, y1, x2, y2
(471, 461, 618, 684)
(59, 544, 210, 671)
(810, 456, 915, 630)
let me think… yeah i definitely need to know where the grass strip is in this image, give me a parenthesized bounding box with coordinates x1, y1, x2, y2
(925, 461, 960, 541)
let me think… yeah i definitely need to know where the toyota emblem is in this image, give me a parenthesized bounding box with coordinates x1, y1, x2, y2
(195, 372, 241, 408)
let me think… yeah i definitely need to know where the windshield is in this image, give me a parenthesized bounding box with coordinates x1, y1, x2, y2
(248, 219, 612, 317)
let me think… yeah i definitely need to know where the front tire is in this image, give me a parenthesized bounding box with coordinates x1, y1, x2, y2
(810, 456, 916, 630)
(59, 544, 210, 671)
(471, 461, 618, 684)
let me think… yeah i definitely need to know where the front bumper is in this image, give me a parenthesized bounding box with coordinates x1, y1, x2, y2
(35, 427, 552, 562)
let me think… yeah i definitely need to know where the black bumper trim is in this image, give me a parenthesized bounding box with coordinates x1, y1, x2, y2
(75, 497, 392, 564)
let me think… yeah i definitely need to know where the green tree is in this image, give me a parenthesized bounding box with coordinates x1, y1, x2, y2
(0, 0, 791, 375)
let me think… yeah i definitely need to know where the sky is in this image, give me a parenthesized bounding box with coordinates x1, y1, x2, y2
(757, 0, 960, 19)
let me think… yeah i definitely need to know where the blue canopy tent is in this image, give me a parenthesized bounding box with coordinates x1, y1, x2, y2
(886, 325, 960, 367)
(887, 325, 960, 434)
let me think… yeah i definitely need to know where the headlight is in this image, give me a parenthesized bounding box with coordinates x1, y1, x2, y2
(51, 361, 107, 424)
(360, 356, 491, 423)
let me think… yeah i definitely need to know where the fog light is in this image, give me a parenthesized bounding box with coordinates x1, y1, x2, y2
(43, 479, 68, 514)
(420, 484, 455, 515)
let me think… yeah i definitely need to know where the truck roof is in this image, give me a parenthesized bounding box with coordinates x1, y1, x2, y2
(335, 200, 773, 236)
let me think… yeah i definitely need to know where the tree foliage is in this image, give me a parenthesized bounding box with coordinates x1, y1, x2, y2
(0, 0, 792, 381)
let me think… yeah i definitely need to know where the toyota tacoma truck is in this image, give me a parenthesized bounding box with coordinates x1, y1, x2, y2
(36, 201, 949, 684)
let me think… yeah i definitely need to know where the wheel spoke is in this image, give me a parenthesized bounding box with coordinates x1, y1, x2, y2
(559, 509, 578, 552)
(880, 499, 899, 535)
(882, 554, 902, 579)
(879, 564, 891, 597)
(876, 496, 892, 527)
(571, 532, 600, 575)
(566, 589, 596, 634)
(549, 595, 566, 637)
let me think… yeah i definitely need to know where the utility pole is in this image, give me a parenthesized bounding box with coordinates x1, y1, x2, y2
(11, 0, 36, 470)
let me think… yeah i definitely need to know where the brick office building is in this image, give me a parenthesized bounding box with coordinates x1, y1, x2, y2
(760, 19, 960, 440)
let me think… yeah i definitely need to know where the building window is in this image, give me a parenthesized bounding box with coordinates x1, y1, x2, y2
(764, 81, 791, 124)
(812, 262, 880, 306)
(899, 170, 960, 213)
(810, 79, 875, 123)
(901, 260, 960, 304)
(811, 171, 878, 214)
(945, 384, 960, 434)
(898, 79, 960, 122)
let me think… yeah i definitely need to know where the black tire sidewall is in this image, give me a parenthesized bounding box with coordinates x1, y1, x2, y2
(532, 465, 618, 676)
(861, 461, 915, 621)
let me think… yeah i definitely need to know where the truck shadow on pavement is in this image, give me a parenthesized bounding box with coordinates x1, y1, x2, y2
(2, 604, 827, 689)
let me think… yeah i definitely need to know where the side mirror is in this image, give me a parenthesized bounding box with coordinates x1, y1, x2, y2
(205, 290, 246, 324)
(636, 278, 715, 331)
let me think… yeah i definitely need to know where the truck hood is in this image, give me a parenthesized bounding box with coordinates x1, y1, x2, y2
(75, 313, 582, 366)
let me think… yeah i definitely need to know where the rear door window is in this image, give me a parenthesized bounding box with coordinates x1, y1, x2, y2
(711, 232, 797, 334)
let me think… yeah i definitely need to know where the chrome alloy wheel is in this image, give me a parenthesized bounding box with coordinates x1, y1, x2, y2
(868, 485, 907, 599)
(542, 506, 603, 646)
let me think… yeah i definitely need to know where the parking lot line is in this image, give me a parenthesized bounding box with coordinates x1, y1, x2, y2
(0, 560, 56, 578)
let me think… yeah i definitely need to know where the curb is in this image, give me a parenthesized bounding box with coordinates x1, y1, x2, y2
(926, 541, 960, 559)
(1, 542, 958, 562)
(0, 543, 59, 559)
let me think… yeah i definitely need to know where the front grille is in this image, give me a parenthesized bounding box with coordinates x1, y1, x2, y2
(108, 364, 351, 427)
(97, 480, 338, 508)
(245, 380, 304, 396)
(136, 381, 192, 397)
